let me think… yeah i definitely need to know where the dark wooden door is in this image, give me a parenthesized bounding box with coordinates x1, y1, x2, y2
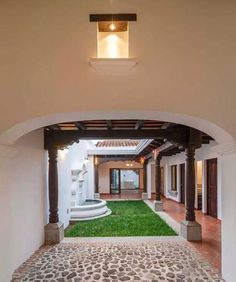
(207, 158, 218, 218)
(180, 163, 185, 204)
(110, 169, 121, 194)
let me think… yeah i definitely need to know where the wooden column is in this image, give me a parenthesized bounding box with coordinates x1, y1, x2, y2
(155, 155, 162, 201)
(185, 146, 196, 221)
(143, 159, 148, 193)
(48, 146, 59, 223)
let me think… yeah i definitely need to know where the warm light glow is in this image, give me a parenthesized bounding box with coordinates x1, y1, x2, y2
(97, 28, 129, 58)
(140, 157, 145, 165)
(59, 148, 69, 160)
(153, 149, 159, 160)
(109, 23, 116, 31)
(197, 161, 203, 186)
(106, 34, 119, 58)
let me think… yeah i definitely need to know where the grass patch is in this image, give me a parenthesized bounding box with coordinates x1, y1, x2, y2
(65, 200, 177, 237)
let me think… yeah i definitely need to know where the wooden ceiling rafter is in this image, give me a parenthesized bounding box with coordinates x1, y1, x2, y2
(135, 120, 144, 130)
(161, 122, 174, 129)
(46, 119, 175, 131)
(75, 121, 86, 130)
(44, 119, 214, 158)
(106, 120, 113, 130)
(48, 124, 61, 131)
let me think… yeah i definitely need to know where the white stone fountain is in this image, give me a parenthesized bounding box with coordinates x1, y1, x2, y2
(70, 163, 111, 221)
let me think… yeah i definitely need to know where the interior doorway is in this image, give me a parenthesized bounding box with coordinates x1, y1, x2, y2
(207, 158, 218, 218)
(110, 168, 141, 194)
(110, 169, 121, 194)
(196, 161, 203, 210)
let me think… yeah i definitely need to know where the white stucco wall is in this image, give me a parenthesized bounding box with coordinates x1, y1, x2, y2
(1, 1, 236, 145)
(56, 141, 93, 228)
(87, 155, 95, 199)
(98, 161, 143, 194)
(221, 153, 236, 282)
(0, 130, 46, 282)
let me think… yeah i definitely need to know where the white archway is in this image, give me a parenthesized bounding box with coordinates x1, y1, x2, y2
(0, 110, 236, 282)
(0, 110, 233, 146)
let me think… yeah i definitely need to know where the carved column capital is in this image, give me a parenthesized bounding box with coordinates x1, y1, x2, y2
(186, 146, 195, 159)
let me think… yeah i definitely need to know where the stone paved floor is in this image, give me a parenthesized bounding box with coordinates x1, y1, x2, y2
(101, 193, 221, 271)
(12, 238, 223, 282)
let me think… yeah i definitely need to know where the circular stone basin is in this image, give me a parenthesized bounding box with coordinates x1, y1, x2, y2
(70, 199, 111, 221)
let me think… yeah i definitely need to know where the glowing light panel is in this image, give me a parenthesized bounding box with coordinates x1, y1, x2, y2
(97, 24, 129, 58)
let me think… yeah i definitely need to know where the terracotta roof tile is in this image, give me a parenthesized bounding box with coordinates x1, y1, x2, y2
(96, 140, 139, 147)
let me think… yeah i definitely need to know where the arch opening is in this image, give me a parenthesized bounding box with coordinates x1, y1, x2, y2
(0, 110, 233, 146)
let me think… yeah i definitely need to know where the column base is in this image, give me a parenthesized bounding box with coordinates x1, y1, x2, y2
(180, 220, 202, 241)
(45, 222, 64, 245)
(142, 192, 148, 200)
(94, 193, 100, 199)
(154, 200, 163, 211)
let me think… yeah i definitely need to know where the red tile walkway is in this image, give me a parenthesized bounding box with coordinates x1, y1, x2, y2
(101, 191, 221, 272)
(158, 197, 221, 272)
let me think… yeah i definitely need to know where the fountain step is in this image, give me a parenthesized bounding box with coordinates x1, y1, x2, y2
(71, 199, 107, 211)
(70, 199, 111, 221)
(70, 209, 112, 222)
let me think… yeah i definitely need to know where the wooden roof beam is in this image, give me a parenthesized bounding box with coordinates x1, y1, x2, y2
(48, 125, 60, 130)
(135, 120, 144, 130)
(161, 122, 174, 129)
(45, 129, 170, 141)
(106, 120, 113, 130)
(75, 121, 86, 130)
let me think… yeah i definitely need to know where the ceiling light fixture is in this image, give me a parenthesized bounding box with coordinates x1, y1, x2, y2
(109, 22, 116, 31)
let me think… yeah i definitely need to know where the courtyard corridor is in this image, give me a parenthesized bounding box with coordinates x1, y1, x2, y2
(12, 197, 223, 282)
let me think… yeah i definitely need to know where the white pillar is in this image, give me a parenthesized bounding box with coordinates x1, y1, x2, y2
(147, 162, 152, 199)
(221, 153, 236, 282)
(217, 156, 222, 220)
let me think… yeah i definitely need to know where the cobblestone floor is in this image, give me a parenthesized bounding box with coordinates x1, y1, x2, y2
(12, 239, 223, 282)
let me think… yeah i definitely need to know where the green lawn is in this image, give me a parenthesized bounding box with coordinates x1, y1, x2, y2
(65, 200, 177, 237)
